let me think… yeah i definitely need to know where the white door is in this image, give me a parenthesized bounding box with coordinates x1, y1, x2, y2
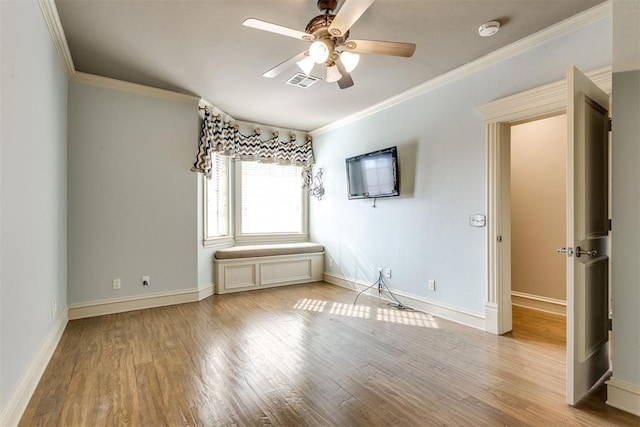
(564, 66, 611, 405)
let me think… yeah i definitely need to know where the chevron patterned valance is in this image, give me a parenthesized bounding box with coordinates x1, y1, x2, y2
(192, 110, 314, 179)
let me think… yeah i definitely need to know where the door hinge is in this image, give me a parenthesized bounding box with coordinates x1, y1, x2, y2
(609, 218, 612, 231)
(608, 318, 613, 331)
(608, 118, 612, 132)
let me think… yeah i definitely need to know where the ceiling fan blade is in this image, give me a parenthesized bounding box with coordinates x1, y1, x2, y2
(335, 59, 354, 89)
(337, 73, 354, 89)
(344, 39, 416, 57)
(262, 51, 308, 78)
(243, 18, 312, 41)
(328, 0, 375, 37)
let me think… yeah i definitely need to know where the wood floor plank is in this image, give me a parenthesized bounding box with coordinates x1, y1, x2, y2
(19, 283, 640, 426)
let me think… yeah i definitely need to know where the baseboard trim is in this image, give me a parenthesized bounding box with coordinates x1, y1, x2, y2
(511, 291, 566, 316)
(484, 302, 500, 335)
(1, 284, 215, 425)
(606, 377, 640, 416)
(68, 285, 214, 320)
(323, 272, 485, 330)
(0, 308, 69, 427)
(198, 283, 215, 300)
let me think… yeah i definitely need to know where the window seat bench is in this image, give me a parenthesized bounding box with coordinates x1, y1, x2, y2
(213, 242, 325, 294)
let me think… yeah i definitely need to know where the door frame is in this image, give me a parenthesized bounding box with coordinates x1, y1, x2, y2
(478, 66, 611, 335)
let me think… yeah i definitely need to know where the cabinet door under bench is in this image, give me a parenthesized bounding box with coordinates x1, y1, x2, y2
(214, 243, 324, 294)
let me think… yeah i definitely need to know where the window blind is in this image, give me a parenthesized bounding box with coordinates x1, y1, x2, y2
(206, 154, 229, 238)
(240, 162, 303, 234)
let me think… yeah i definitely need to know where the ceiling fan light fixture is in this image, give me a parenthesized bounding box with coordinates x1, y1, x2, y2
(245, 0, 417, 89)
(325, 65, 342, 82)
(340, 51, 360, 73)
(297, 56, 315, 75)
(309, 39, 331, 63)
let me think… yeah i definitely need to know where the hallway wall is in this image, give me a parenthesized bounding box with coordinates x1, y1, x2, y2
(510, 115, 567, 303)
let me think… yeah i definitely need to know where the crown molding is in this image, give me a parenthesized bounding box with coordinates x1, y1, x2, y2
(39, 0, 200, 105)
(38, 0, 75, 78)
(71, 72, 201, 105)
(311, 0, 613, 136)
(477, 66, 611, 123)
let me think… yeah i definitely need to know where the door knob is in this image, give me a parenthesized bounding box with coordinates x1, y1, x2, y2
(575, 246, 598, 257)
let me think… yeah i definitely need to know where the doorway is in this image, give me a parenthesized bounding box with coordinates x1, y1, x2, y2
(480, 66, 611, 337)
(510, 115, 567, 317)
(481, 66, 613, 405)
(509, 115, 568, 342)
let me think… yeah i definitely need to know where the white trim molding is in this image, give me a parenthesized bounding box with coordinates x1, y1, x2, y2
(38, 1, 202, 105)
(484, 302, 500, 335)
(0, 308, 69, 427)
(198, 283, 215, 301)
(68, 285, 213, 320)
(38, 0, 75, 78)
(477, 67, 612, 122)
(606, 377, 640, 416)
(311, 2, 612, 135)
(323, 272, 485, 331)
(70, 72, 201, 105)
(511, 291, 566, 316)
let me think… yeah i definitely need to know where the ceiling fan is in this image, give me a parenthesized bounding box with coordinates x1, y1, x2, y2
(242, 0, 416, 89)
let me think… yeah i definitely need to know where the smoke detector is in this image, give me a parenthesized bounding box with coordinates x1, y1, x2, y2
(478, 20, 500, 37)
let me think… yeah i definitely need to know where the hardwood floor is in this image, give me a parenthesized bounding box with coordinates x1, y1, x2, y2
(20, 283, 639, 426)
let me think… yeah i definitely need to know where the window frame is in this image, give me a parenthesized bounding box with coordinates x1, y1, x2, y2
(203, 158, 309, 246)
(203, 155, 233, 248)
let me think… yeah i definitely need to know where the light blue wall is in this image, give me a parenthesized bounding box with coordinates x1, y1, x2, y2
(310, 17, 612, 315)
(3, 0, 637, 420)
(197, 175, 216, 287)
(67, 82, 199, 304)
(611, 68, 640, 388)
(611, 0, 640, 390)
(0, 0, 68, 414)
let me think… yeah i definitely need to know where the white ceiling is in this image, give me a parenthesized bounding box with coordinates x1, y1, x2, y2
(54, 0, 605, 131)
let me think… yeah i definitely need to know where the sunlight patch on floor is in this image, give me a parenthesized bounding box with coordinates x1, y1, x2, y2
(293, 298, 328, 312)
(293, 298, 439, 328)
(328, 302, 371, 318)
(376, 307, 439, 328)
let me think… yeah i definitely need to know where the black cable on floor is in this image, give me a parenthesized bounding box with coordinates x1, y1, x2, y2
(353, 271, 415, 311)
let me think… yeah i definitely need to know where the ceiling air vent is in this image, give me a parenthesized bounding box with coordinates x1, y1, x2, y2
(286, 73, 320, 88)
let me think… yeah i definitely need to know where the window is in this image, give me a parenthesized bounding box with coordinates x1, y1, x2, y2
(204, 154, 230, 242)
(236, 161, 307, 241)
(203, 158, 308, 245)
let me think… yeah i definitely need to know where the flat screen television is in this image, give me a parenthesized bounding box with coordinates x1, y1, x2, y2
(346, 146, 399, 199)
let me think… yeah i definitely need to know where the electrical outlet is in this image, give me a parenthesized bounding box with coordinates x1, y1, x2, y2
(385, 268, 392, 278)
(51, 300, 57, 319)
(142, 276, 150, 286)
(428, 280, 436, 291)
(112, 278, 121, 290)
(329, 258, 333, 268)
